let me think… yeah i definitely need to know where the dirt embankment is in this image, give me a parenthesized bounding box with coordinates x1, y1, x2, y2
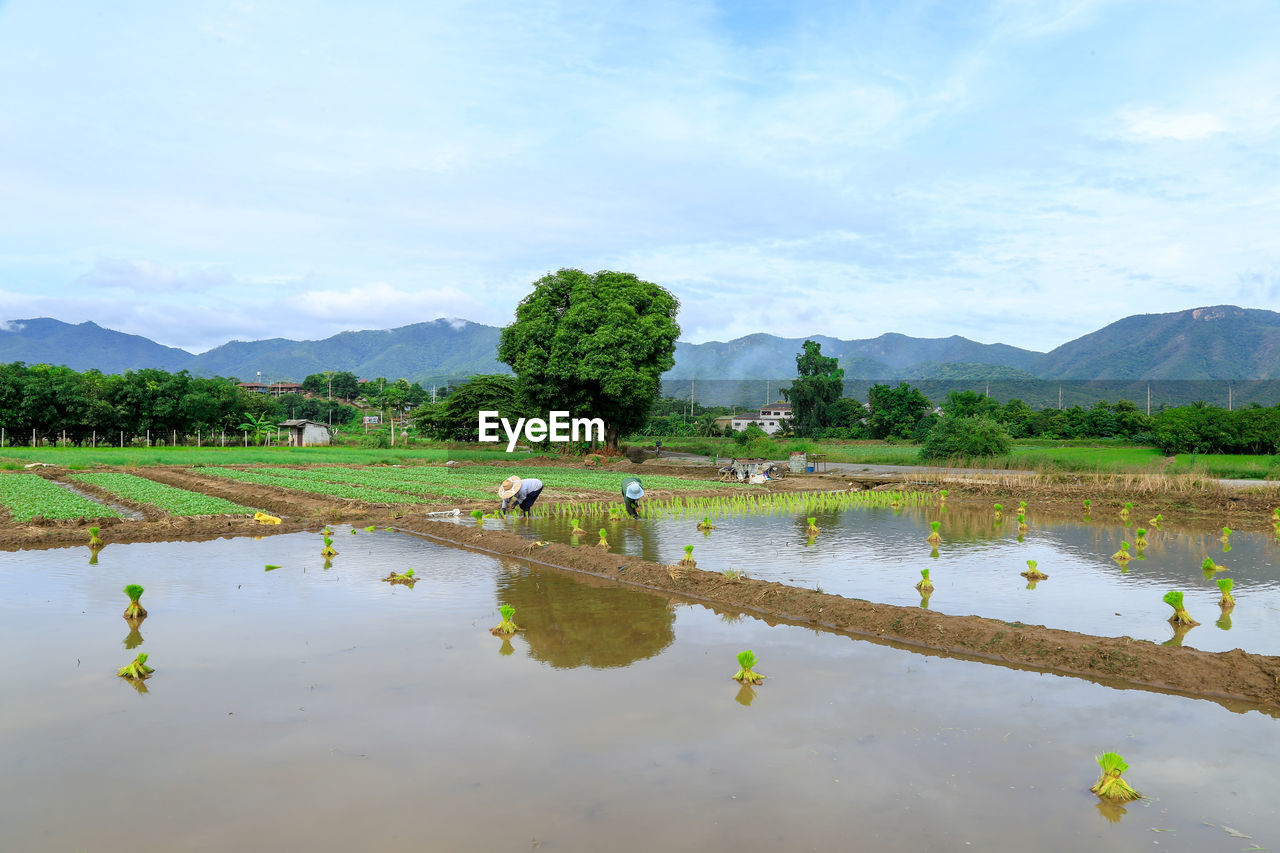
(396, 518, 1280, 711)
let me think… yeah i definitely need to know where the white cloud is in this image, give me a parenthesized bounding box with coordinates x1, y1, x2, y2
(1117, 109, 1225, 141)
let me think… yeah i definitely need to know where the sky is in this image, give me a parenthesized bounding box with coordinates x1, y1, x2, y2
(1, 0, 1277, 354)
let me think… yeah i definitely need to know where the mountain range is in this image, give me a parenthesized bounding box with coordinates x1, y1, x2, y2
(2, 305, 1277, 386)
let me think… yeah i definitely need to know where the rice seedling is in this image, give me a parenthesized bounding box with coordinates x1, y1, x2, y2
(1083, 498, 1091, 511)
(1217, 577, 1235, 609)
(1148, 513, 1163, 528)
(350, 527, 358, 534)
(1021, 560, 1047, 581)
(321, 535, 338, 557)
(490, 604, 521, 636)
(731, 649, 765, 685)
(1120, 502, 1132, 518)
(1018, 501, 1027, 512)
(679, 545, 697, 568)
(253, 511, 281, 525)
(1220, 526, 1232, 543)
(1133, 528, 1148, 549)
(382, 568, 416, 586)
(1201, 556, 1227, 574)
(569, 518, 586, 536)
(608, 505, 623, 521)
(993, 503, 1003, 519)
(1090, 753, 1141, 802)
(939, 489, 948, 502)
(122, 584, 147, 620)
(264, 564, 282, 571)
(916, 568, 934, 592)
(806, 517, 820, 535)
(696, 516, 716, 531)
(470, 509, 485, 527)
(1163, 590, 1198, 625)
(890, 494, 901, 509)
(117, 652, 154, 681)
(1016, 511, 1029, 532)
(1111, 542, 1132, 563)
(926, 520, 942, 545)
(721, 568, 744, 580)
(88, 526, 104, 547)
(363, 525, 376, 532)
(322, 525, 332, 535)
(597, 528, 609, 550)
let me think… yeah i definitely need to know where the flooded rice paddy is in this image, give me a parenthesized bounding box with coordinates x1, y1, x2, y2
(1, 529, 1277, 851)
(500, 504, 1280, 655)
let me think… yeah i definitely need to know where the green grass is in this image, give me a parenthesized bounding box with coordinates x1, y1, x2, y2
(645, 435, 1280, 479)
(0, 445, 542, 469)
(0, 473, 121, 521)
(71, 473, 258, 516)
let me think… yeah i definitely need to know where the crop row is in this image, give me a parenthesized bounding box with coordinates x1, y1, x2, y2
(0, 474, 121, 522)
(531, 489, 933, 520)
(252, 466, 494, 500)
(200, 468, 433, 505)
(72, 473, 257, 516)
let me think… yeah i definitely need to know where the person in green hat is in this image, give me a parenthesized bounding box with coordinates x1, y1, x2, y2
(621, 477, 644, 518)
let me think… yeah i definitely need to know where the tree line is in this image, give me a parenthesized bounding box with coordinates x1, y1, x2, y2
(0, 362, 359, 444)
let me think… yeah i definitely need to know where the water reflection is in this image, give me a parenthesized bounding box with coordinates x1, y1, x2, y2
(1163, 621, 1196, 647)
(1094, 799, 1128, 825)
(122, 623, 144, 649)
(734, 684, 757, 707)
(495, 567, 675, 669)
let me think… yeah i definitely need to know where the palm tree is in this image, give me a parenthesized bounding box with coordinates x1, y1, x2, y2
(237, 412, 274, 446)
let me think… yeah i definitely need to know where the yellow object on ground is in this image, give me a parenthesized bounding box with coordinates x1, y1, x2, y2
(253, 511, 282, 525)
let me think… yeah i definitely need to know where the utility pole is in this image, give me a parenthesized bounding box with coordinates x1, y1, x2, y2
(1147, 383, 1150, 417)
(1228, 384, 1233, 410)
(1058, 386, 1062, 410)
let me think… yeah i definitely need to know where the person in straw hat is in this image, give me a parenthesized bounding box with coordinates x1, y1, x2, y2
(621, 477, 644, 518)
(499, 475, 544, 517)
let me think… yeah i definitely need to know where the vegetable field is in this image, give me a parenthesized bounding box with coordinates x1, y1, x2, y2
(71, 473, 257, 516)
(0, 474, 120, 521)
(198, 465, 736, 504)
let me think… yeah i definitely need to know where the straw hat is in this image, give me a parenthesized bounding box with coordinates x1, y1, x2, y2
(624, 481, 644, 500)
(498, 475, 522, 499)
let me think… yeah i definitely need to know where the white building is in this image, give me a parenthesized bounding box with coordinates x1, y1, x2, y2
(730, 402, 793, 435)
(279, 419, 332, 447)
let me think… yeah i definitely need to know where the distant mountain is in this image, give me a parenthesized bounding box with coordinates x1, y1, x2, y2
(667, 332, 1040, 379)
(0, 318, 195, 373)
(5, 305, 1280, 387)
(191, 320, 505, 383)
(1035, 306, 1280, 380)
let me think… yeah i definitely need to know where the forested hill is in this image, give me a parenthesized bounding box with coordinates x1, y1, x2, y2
(1034, 306, 1280, 379)
(4, 305, 1280, 383)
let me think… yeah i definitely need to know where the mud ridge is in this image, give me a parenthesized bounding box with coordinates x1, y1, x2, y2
(397, 518, 1280, 711)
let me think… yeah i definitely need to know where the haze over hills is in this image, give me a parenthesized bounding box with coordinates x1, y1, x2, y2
(2, 305, 1277, 386)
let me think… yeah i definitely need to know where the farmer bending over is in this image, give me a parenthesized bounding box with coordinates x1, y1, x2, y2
(499, 475, 544, 517)
(622, 477, 644, 518)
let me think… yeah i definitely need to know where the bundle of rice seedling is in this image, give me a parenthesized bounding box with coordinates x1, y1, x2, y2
(1163, 590, 1198, 625)
(470, 509, 485, 527)
(926, 520, 942, 545)
(806, 517, 820, 535)
(679, 545, 696, 568)
(1021, 560, 1047, 581)
(570, 518, 586, 536)
(1134, 528, 1148, 548)
(1111, 542, 1132, 563)
(1201, 556, 1227, 574)
(597, 528, 609, 550)
(1220, 526, 1232, 543)
(382, 568, 416, 585)
(321, 535, 338, 557)
(697, 516, 715, 531)
(1017, 512, 1029, 532)
(490, 604, 521, 636)
(89, 526, 104, 547)
(117, 652, 154, 681)
(916, 568, 934, 593)
(1090, 752, 1141, 802)
(1217, 577, 1235, 609)
(122, 584, 147, 620)
(731, 650, 765, 685)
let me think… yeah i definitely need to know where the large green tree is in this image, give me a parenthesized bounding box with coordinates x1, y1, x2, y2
(783, 340, 844, 436)
(866, 382, 933, 439)
(411, 374, 524, 442)
(498, 269, 680, 447)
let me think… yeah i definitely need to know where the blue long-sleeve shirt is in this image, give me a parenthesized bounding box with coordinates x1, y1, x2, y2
(501, 478, 543, 510)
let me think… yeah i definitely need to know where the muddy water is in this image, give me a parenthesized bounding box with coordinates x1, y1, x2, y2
(503, 504, 1280, 655)
(1, 530, 1277, 852)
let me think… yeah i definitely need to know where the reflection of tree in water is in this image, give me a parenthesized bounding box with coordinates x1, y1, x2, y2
(496, 568, 675, 669)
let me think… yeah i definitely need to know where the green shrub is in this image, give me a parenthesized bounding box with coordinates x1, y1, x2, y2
(919, 415, 1012, 461)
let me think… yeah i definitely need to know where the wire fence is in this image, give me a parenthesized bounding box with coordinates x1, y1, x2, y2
(0, 428, 288, 448)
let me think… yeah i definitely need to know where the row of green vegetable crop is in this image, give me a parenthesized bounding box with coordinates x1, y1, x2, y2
(0, 474, 121, 522)
(71, 473, 257, 516)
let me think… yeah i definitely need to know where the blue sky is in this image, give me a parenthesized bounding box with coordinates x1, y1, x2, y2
(1, 0, 1277, 353)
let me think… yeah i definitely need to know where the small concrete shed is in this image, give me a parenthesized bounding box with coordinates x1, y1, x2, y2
(279, 419, 332, 447)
